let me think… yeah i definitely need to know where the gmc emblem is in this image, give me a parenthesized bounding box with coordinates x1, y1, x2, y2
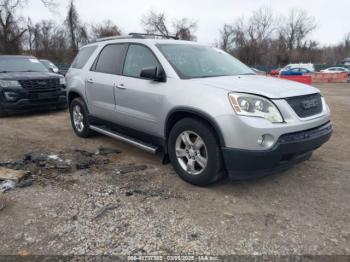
(301, 98, 319, 110)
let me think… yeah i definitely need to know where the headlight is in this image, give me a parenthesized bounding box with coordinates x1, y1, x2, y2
(59, 78, 66, 85)
(0, 80, 21, 88)
(229, 93, 283, 123)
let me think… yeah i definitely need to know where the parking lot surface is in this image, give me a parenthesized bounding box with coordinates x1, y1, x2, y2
(0, 83, 349, 255)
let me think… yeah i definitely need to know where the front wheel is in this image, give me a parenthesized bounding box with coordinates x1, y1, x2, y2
(69, 98, 94, 138)
(168, 118, 226, 186)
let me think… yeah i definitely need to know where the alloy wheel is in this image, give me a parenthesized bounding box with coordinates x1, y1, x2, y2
(175, 131, 208, 175)
(72, 105, 84, 132)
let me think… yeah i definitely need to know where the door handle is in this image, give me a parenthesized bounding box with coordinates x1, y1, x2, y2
(115, 83, 126, 90)
(87, 78, 94, 83)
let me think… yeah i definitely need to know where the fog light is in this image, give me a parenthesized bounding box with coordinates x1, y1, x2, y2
(258, 134, 275, 148)
(4, 91, 19, 102)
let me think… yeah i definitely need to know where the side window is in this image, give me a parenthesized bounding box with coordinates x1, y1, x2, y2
(71, 45, 97, 69)
(94, 44, 128, 75)
(123, 44, 158, 78)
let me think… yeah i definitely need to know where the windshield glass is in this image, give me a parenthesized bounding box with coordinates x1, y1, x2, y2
(0, 57, 49, 73)
(157, 44, 254, 79)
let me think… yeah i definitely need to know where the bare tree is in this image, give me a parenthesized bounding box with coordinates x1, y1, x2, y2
(281, 9, 316, 50)
(173, 18, 197, 40)
(141, 10, 170, 36)
(65, 0, 87, 51)
(0, 0, 27, 54)
(248, 7, 275, 42)
(217, 24, 234, 52)
(217, 7, 275, 65)
(27, 17, 34, 51)
(141, 10, 197, 40)
(91, 20, 122, 39)
(216, 7, 321, 66)
(343, 32, 350, 49)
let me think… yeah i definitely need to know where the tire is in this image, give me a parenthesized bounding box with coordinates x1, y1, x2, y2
(168, 118, 226, 186)
(0, 105, 7, 117)
(69, 98, 94, 138)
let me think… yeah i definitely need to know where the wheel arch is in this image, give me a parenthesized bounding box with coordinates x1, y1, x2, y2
(68, 90, 84, 106)
(164, 108, 226, 153)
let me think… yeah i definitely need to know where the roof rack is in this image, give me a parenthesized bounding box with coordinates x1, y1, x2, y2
(92, 33, 179, 44)
(93, 35, 139, 43)
(128, 33, 179, 40)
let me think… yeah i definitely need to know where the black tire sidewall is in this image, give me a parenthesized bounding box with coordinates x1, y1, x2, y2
(0, 105, 7, 117)
(69, 98, 92, 138)
(168, 118, 224, 186)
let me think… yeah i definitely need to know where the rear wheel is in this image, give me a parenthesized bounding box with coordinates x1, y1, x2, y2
(69, 98, 94, 138)
(168, 118, 226, 186)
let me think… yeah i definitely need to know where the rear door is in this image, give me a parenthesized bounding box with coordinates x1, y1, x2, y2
(86, 44, 128, 122)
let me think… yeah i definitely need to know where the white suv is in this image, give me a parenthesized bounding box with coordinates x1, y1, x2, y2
(66, 33, 332, 186)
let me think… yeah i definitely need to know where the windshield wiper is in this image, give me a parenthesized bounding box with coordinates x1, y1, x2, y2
(196, 74, 231, 78)
(0, 71, 10, 73)
(20, 70, 42, 72)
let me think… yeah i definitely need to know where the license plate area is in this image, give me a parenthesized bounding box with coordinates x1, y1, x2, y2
(37, 92, 57, 99)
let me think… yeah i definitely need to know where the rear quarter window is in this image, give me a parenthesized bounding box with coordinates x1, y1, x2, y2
(71, 46, 97, 69)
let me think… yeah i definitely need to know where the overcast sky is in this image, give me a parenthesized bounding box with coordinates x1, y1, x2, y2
(21, 0, 350, 46)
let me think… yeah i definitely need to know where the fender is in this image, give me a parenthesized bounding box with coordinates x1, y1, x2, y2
(68, 88, 85, 105)
(164, 107, 226, 149)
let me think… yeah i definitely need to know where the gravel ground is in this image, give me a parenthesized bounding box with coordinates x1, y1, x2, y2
(0, 83, 349, 256)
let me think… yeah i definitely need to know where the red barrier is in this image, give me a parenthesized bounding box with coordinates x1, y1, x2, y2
(279, 75, 313, 85)
(312, 72, 348, 83)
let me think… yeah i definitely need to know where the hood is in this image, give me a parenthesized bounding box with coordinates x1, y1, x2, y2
(191, 75, 319, 99)
(0, 71, 62, 80)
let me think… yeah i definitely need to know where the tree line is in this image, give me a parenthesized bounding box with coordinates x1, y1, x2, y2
(216, 7, 350, 67)
(1, 0, 349, 66)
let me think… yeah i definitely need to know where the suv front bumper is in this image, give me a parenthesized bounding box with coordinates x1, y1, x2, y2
(0, 89, 67, 113)
(222, 121, 332, 180)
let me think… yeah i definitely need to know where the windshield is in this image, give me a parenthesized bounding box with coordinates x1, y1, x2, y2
(157, 44, 254, 79)
(0, 57, 49, 73)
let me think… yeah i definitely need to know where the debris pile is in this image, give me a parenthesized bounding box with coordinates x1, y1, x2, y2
(0, 146, 122, 192)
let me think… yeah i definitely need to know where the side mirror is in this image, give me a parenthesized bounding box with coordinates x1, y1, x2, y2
(49, 67, 59, 73)
(140, 66, 166, 82)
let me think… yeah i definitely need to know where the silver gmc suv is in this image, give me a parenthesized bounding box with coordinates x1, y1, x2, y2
(66, 33, 332, 186)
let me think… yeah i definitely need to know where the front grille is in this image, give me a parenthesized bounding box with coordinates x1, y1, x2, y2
(19, 78, 61, 94)
(286, 93, 323, 118)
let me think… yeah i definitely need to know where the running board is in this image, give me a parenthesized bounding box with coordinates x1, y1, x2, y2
(89, 125, 159, 154)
